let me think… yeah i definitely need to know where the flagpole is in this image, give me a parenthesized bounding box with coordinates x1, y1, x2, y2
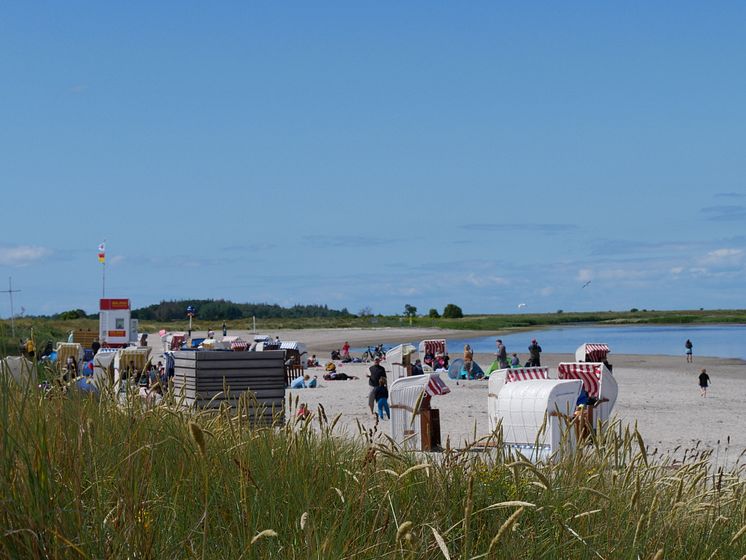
(102, 260, 106, 298)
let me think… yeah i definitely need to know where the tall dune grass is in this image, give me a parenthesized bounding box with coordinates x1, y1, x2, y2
(1, 370, 745, 559)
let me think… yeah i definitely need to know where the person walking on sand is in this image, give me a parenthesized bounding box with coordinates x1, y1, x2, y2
(496, 339, 508, 369)
(367, 357, 386, 415)
(698, 368, 710, 397)
(685, 339, 693, 363)
(528, 339, 542, 367)
(374, 377, 390, 420)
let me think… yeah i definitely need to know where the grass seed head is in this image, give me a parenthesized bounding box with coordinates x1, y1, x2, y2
(396, 521, 413, 542)
(251, 529, 278, 544)
(189, 421, 206, 456)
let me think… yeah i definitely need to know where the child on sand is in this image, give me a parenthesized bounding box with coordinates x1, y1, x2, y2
(374, 377, 390, 420)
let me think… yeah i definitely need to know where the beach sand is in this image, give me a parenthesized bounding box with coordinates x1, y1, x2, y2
(153, 327, 746, 466)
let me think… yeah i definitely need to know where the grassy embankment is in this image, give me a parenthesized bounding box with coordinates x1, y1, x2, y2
(2, 309, 745, 357)
(1, 366, 745, 559)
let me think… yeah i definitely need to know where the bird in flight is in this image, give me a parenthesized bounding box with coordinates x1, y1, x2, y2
(581, 280, 592, 289)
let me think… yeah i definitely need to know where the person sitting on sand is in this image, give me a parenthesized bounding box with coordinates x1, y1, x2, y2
(331, 349, 341, 361)
(323, 371, 358, 381)
(290, 374, 305, 389)
(510, 353, 520, 367)
(424, 351, 435, 369)
(411, 359, 424, 376)
(374, 377, 390, 420)
(306, 354, 320, 367)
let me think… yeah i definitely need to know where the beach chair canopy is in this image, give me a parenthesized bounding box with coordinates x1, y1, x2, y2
(253, 334, 271, 342)
(506, 367, 550, 383)
(55, 343, 84, 367)
(280, 341, 307, 354)
(495, 378, 582, 460)
(162, 332, 187, 351)
(390, 373, 450, 451)
(557, 362, 618, 423)
(418, 339, 446, 356)
(487, 367, 551, 432)
(387, 343, 417, 381)
(575, 343, 609, 363)
(0, 356, 35, 385)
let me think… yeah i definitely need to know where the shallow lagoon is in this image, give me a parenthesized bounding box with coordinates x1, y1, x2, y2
(450, 324, 746, 361)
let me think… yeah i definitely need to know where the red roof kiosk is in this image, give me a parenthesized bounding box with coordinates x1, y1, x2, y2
(99, 298, 137, 348)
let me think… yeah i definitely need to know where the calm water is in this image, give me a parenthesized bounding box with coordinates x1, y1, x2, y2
(451, 324, 746, 361)
(355, 324, 746, 361)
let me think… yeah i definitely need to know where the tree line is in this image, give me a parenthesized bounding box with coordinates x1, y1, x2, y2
(131, 299, 352, 321)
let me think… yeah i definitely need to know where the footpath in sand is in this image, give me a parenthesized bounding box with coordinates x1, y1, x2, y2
(154, 327, 746, 466)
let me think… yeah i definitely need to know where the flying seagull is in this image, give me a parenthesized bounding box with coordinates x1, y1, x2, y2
(581, 280, 592, 289)
(517, 303, 527, 309)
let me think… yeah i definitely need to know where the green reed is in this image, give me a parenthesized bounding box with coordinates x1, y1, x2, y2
(0, 368, 744, 559)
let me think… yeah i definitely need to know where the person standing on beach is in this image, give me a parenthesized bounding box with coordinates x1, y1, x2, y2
(463, 344, 474, 375)
(698, 368, 710, 397)
(222, 322, 227, 337)
(342, 341, 351, 360)
(528, 339, 542, 367)
(496, 339, 508, 369)
(367, 357, 386, 415)
(685, 339, 693, 363)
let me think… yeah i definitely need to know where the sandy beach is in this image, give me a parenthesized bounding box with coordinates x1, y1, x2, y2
(154, 327, 746, 466)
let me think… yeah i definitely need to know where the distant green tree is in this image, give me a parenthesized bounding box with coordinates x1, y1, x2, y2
(630, 308, 639, 313)
(442, 304, 463, 319)
(358, 306, 373, 317)
(403, 304, 417, 326)
(56, 309, 87, 320)
(428, 308, 440, 318)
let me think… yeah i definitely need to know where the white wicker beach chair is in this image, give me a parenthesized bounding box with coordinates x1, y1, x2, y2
(390, 373, 450, 451)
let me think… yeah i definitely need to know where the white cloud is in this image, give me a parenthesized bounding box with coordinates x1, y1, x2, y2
(464, 273, 509, 287)
(0, 245, 52, 266)
(702, 248, 744, 265)
(110, 255, 126, 265)
(577, 269, 593, 282)
(539, 287, 555, 297)
(670, 266, 684, 275)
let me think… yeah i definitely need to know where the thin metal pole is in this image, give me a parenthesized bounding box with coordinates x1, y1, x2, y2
(2, 277, 21, 338)
(102, 261, 106, 298)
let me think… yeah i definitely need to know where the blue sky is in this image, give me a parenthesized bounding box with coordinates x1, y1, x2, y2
(1, 2, 745, 316)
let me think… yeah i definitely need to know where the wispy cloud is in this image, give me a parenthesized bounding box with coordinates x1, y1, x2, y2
(0, 245, 52, 266)
(701, 205, 746, 221)
(303, 234, 401, 248)
(590, 238, 691, 256)
(701, 248, 744, 266)
(714, 192, 746, 199)
(69, 84, 88, 94)
(463, 223, 578, 234)
(221, 243, 277, 252)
